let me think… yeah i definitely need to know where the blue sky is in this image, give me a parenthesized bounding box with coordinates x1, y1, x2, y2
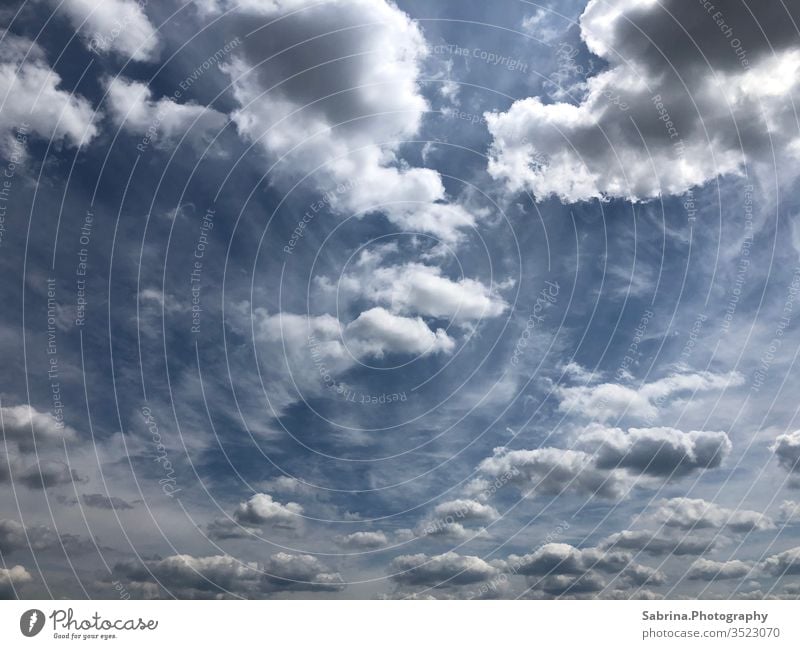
(2, 0, 800, 599)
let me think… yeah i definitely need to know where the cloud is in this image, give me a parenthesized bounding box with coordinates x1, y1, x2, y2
(771, 431, 800, 486)
(555, 371, 743, 422)
(233, 493, 303, 530)
(334, 531, 389, 549)
(779, 500, 800, 523)
(254, 307, 453, 368)
(762, 547, 800, 576)
(0, 34, 97, 150)
(507, 543, 664, 589)
(262, 552, 344, 592)
(647, 498, 774, 533)
(431, 499, 499, 523)
(209, 0, 476, 242)
(0, 404, 78, 452)
(333, 259, 510, 325)
(581, 426, 732, 477)
(0, 518, 86, 555)
(105, 77, 226, 147)
(389, 552, 500, 588)
(0, 459, 85, 490)
(602, 530, 716, 557)
(115, 552, 346, 597)
(486, 0, 800, 202)
(53, 0, 159, 62)
(478, 447, 631, 500)
(116, 554, 262, 597)
(688, 558, 753, 581)
(81, 494, 135, 510)
(344, 307, 455, 358)
(0, 565, 31, 598)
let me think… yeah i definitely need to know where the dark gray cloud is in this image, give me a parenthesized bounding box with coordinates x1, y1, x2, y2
(81, 494, 135, 510)
(586, 427, 732, 477)
(487, 0, 800, 201)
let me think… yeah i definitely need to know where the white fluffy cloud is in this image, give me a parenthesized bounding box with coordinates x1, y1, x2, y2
(389, 552, 500, 588)
(478, 424, 731, 502)
(209, 0, 476, 241)
(116, 551, 343, 597)
(762, 547, 800, 576)
(507, 542, 664, 594)
(478, 447, 631, 500)
(344, 307, 454, 358)
(334, 259, 510, 325)
(648, 498, 774, 533)
(771, 431, 800, 486)
(556, 371, 743, 422)
(233, 493, 303, 529)
(0, 565, 31, 597)
(334, 531, 388, 550)
(53, 0, 159, 62)
(263, 552, 344, 592)
(688, 558, 753, 581)
(254, 306, 454, 365)
(486, 0, 800, 201)
(106, 77, 226, 147)
(0, 33, 97, 149)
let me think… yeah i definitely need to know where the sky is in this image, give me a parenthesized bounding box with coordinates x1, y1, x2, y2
(2, 0, 800, 600)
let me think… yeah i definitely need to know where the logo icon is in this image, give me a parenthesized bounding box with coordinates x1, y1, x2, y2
(20, 609, 45, 637)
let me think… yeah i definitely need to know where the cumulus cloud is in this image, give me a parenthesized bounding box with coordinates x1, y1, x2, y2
(0, 565, 31, 598)
(647, 498, 774, 533)
(52, 0, 159, 62)
(507, 543, 664, 595)
(344, 307, 455, 358)
(233, 493, 303, 530)
(486, 0, 800, 202)
(688, 558, 753, 581)
(0, 33, 97, 150)
(81, 493, 134, 510)
(263, 552, 344, 592)
(334, 531, 389, 550)
(555, 371, 743, 422)
(116, 551, 344, 597)
(117, 554, 262, 598)
(762, 547, 800, 576)
(389, 552, 500, 589)
(432, 499, 499, 523)
(0, 518, 86, 555)
(0, 404, 78, 452)
(779, 500, 800, 523)
(416, 499, 499, 541)
(602, 529, 716, 557)
(207, 0, 476, 242)
(106, 77, 226, 147)
(333, 259, 510, 325)
(581, 426, 732, 477)
(771, 431, 800, 486)
(208, 493, 303, 539)
(478, 447, 631, 500)
(255, 306, 454, 366)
